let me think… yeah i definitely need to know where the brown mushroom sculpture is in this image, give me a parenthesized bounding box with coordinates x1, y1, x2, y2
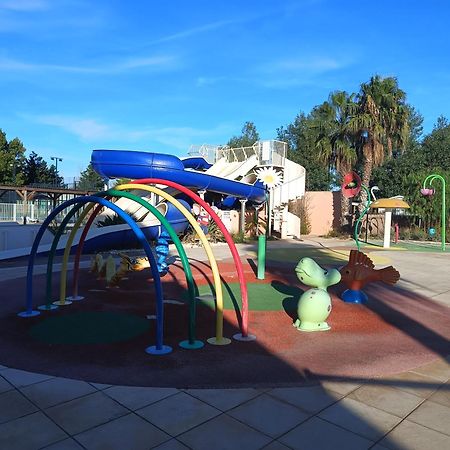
(369, 197, 410, 248)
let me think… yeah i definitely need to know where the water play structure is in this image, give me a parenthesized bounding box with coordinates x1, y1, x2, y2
(293, 257, 341, 331)
(421, 173, 446, 251)
(340, 250, 400, 304)
(18, 141, 306, 354)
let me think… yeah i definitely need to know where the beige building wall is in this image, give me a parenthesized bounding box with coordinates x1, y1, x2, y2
(304, 191, 342, 236)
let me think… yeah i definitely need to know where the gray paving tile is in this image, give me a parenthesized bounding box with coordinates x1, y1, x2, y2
(103, 385, 178, 410)
(268, 386, 343, 414)
(42, 438, 85, 449)
(20, 377, 97, 409)
(411, 358, 450, 382)
(0, 411, 68, 450)
(407, 400, 450, 435)
(136, 392, 220, 436)
(0, 375, 13, 394)
(262, 440, 292, 449)
(279, 416, 373, 450)
(89, 382, 113, 390)
(45, 391, 128, 435)
(318, 380, 362, 396)
(75, 413, 170, 449)
(348, 384, 423, 418)
(318, 397, 401, 441)
(383, 371, 441, 398)
(428, 382, 450, 407)
(0, 389, 38, 424)
(152, 439, 190, 450)
(228, 393, 309, 438)
(178, 414, 271, 450)
(1, 367, 53, 388)
(380, 419, 450, 450)
(185, 388, 260, 411)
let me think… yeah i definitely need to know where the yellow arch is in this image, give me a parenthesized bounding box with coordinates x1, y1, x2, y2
(57, 203, 96, 306)
(116, 183, 230, 345)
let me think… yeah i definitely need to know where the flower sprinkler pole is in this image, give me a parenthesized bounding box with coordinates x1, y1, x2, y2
(422, 174, 446, 251)
(255, 166, 283, 279)
(354, 185, 371, 252)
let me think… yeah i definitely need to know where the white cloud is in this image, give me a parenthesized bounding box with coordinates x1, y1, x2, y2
(35, 116, 112, 140)
(148, 19, 243, 45)
(0, 54, 178, 74)
(28, 114, 233, 151)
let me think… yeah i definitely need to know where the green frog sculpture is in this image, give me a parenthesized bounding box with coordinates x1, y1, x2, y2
(294, 257, 341, 332)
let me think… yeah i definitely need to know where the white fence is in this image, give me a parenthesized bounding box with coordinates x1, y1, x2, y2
(0, 201, 74, 223)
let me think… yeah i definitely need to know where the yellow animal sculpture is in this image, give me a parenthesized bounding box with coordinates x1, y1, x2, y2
(107, 253, 150, 287)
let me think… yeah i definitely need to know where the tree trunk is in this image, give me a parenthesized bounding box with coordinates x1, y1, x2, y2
(360, 142, 373, 211)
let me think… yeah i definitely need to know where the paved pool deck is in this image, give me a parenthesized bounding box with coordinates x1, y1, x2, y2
(0, 237, 449, 449)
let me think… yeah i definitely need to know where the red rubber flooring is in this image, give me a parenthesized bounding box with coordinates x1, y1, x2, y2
(0, 257, 449, 388)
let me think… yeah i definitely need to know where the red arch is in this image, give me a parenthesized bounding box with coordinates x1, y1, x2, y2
(131, 178, 252, 338)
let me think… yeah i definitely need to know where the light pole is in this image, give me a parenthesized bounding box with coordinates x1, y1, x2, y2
(50, 156, 63, 185)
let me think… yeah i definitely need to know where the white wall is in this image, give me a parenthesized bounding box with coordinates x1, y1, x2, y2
(0, 223, 54, 252)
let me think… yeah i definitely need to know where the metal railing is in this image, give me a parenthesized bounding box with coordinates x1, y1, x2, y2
(189, 140, 288, 167)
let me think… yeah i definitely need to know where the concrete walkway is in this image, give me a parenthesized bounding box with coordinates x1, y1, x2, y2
(0, 238, 449, 449)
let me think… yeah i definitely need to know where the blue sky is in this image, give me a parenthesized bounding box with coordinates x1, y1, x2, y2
(1, 0, 449, 179)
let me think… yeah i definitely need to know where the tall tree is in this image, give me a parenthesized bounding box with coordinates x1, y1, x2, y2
(227, 121, 259, 148)
(277, 112, 329, 190)
(7, 138, 27, 185)
(78, 163, 105, 190)
(24, 151, 63, 186)
(313, 91, 357, 182)
(0, 130, 27, 185)
(349, 75, 410, 191)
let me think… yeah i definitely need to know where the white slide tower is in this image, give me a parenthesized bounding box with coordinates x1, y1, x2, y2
(188, 140, 306, 238)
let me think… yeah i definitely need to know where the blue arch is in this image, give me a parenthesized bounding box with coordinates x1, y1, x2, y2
(23, 195, 170, 353)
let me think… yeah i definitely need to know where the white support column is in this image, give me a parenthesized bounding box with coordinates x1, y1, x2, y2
(266, 188, 273, 237)
(383, 210, 392, 248)
(239, 199, 247, 234)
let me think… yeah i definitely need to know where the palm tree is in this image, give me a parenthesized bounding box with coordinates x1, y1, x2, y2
(350, 76, 410, 191)
(313, 91, 358, 226)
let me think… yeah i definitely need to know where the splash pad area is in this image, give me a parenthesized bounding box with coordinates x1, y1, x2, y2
(1, 244, 449, 389)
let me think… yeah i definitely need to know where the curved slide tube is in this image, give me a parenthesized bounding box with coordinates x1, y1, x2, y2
(92, 150, 266, 204)
(59, 190, 203, 349)
(115, 184, 231, 346)
(19, 196, 172, 355)
(131, 178, 255, 341)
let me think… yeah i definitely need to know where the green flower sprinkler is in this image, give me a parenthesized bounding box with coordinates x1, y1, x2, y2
(293, 258, 341, 332)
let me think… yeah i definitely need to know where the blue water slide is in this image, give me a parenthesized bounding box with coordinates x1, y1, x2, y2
(91, 149, 267, 204)
(81, 199, 189, 253)
(181, 156, 212, 171)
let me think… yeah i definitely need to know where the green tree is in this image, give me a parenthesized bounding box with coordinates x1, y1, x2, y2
(78, 163, 105, 190)
(421, 115, 450, 169)
(24, 151, 63, 186)
(227, 121, 259, 148)
(312, 91, 357, 183)
(7, 138, 27, 185)
(0, 130, 27, 185)
(349, 75, 410, 191)
(277, 113, 329, 190)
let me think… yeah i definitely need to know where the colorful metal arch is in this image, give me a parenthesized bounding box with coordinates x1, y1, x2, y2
(19, 195, 171, 355)
(131, 178, 255, 341)
(113, 184, 231, 346)
(59, 190, 203, 349)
